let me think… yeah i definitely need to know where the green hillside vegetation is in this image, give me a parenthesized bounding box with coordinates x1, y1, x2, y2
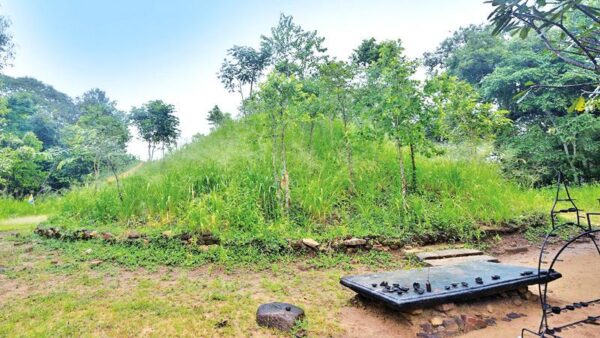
(47, 118, 599, 248)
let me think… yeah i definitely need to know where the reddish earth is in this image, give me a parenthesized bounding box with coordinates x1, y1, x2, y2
(339, 235, 600, 338)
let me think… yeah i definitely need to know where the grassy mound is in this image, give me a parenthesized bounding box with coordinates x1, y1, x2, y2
(47, 118, 600, 250)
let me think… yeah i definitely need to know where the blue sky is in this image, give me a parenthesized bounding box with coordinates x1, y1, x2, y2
(2, 0, 493, 158)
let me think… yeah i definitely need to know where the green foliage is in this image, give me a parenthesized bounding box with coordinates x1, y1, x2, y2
(261, 13, 328, 78)
(206, 105, 232, 130)
(46, 118, 600, 252)
(130, 100, 180, 160)
(424, 73, 511, 143)
(488, 0, 600, 74)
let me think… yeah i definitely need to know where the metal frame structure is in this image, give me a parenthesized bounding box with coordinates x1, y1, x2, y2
(522, 172, 600, 337)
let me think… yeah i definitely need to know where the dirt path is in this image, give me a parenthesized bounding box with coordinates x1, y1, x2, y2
(106, 162, 144, 183)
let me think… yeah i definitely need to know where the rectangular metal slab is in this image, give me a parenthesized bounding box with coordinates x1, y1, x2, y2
(340, 262, 561, 310)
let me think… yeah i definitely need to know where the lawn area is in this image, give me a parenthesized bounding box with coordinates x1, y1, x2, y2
(0, 228, 411, 337)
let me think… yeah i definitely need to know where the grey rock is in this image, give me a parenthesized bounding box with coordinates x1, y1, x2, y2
(256, 302, 304, 332)
(343, 237, 367, 247)
(301, 238, 319, 249)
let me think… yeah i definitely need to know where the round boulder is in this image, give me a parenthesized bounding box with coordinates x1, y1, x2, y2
(256, 302, 304, 331)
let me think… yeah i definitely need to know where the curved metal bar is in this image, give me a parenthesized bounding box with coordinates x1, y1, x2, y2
(535, 227, 600, 334)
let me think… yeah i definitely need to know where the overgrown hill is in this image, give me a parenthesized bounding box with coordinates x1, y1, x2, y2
(47, 117, 600, 250)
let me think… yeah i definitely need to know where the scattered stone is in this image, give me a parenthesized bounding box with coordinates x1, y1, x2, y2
(409, 308, 424, 315)
(89, 259, 103, 267)
(420, 322, 434, 333)
(416, 333, 441, 338)
(506, 312, 521, 319)
(23, 246, 33, 253)
(517, 286, 529, 295)
(50, 259, 59, 265)
(512, 296, 523, 306)
(127, 231, 141, 240)
(301, 238, 319, 249)
(256, 302, 304, 332)
(101, 232, 114, 241)
(484, 318, 497, 326)
(461, 314, 488, 332)
(443, 318, 459, 331)
(199, 244, 218, 252)
(435, 303, 455, 312)
(502, 317, 512, 322)
(505, 246, 528, 254)
(486, 304, 494, 313)
(84, 248, 92, 254)
(430, 316, 444, 327)
(343, 237, 367, 247)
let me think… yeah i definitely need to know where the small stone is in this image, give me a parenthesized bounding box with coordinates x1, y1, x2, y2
(486, 304, 494, 313)
(420, 323, 434, 333)
(443, 318, 459, 331)
(301, 238, 319, 249)
(461, 314, 488, 332)
(256, 302, 304, 332)
(90, 231, 99, 238)
(50, 260, 59, 265)
(505, 246, 528, 254)
(89, 259, 103, 267)
(102, 232, 114, 241)
(430, 316, 444, 326)
(84, 248, 92, 254)
(343, 237, 367, 247)
(435, 303, 455, 312)
(409, 308, 423, 315)
(512, 296, 523, 306)
(506, 312, 521, 319)
(127, 231, 141, 239)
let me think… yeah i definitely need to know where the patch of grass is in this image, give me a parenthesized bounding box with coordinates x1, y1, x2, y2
(0, 196, 59, 220)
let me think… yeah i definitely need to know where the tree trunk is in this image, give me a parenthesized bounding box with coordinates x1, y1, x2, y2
(342, 115, 355, 194)
(108, 158, 124, 202)
(280, 122, 291, 213)
(409, 143, 417, 192)
(308, 119, 315, 151)
(396, 139, 408, 210)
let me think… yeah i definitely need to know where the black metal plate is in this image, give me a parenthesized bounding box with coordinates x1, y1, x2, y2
(340, 262, 561, 310)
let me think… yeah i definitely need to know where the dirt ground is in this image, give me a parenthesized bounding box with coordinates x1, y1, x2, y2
(1, 230, 599, 337)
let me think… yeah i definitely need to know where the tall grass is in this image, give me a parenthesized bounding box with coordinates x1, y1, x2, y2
(49, 118, 600, 245)
(0, 195, 59, 219)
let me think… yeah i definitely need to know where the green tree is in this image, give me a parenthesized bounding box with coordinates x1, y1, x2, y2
(352, 38, 381, 68)
(261, 13, 328, 78)
(366, 40, 423, 205)
(0, 15, 15, 71)
(424, 73, 511, 144)
(131, 100, 180, 160)
(206, 105, 232, 130)
(488, 0, 600, 74)
(318, 60, 357, 192)
(218, 45, 270, 101)
(423, 25, 507, 85)
(253, 72, 306, 213)
(0, 132, 48, 197)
